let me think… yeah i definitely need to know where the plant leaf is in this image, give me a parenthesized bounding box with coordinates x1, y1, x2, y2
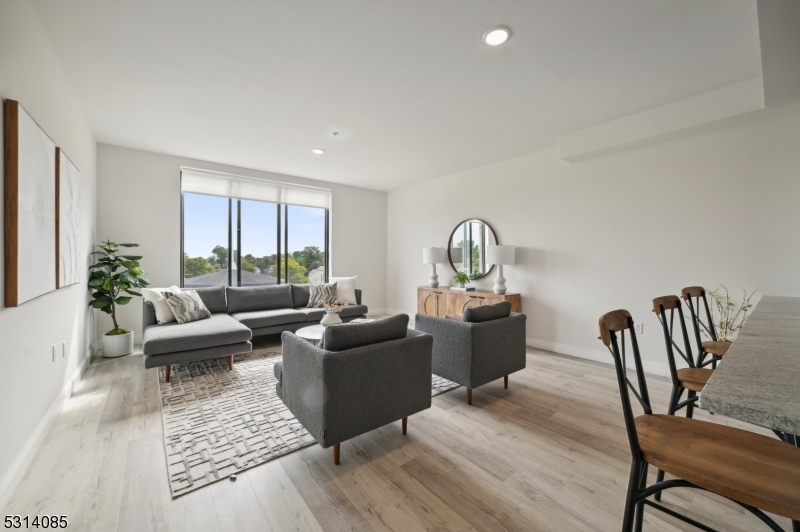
(115, 296, 133, 305)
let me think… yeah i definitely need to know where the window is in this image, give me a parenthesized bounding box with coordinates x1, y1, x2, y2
(180, 168, 330, 287)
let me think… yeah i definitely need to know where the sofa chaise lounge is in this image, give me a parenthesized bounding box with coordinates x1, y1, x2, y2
(142, 284, 368, 381)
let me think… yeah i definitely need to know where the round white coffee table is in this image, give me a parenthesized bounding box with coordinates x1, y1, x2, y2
(295, 324, 325, 345)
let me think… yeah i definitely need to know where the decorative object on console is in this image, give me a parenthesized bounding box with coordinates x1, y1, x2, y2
(164, 289, 211, 324)
(422, 247, 446, 288)
(486, 245, 516, 294)
(447, 219, 497, 280)
(4, 99, 57, 307)
(329, 275, 358, 304)
(56, 148, 81, 288)
(88, 240, 149, 358)
(452, 271, 470, 290)
(307, 282, 338, 307)
(315, 299, 344, 325)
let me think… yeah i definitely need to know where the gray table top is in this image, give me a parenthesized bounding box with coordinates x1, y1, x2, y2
(700, 295, 800, 435)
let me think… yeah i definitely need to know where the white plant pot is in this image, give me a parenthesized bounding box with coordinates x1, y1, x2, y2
(320, 310, 342, 326)
(102, 331, 134, 358)
(457, 282, 465, 288)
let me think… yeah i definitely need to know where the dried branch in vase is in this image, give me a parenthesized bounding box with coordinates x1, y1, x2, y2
(706, 285, 757, 342)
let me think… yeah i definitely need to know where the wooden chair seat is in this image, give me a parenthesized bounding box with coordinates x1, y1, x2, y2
(675, 367, 713, 393)
(636, 414, 800, 520)
(702, 340, 730, 356)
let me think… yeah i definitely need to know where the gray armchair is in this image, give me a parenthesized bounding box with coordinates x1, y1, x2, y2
(276, 314, 433, 464)
(415, 301, 526, 405)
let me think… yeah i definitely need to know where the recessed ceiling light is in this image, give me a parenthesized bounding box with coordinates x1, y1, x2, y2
(311, 148, 325, 155)
(482, 26, 511, 46)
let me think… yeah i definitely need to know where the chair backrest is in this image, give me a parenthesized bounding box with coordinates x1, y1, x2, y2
(652, 295, 696, 384)
(681, 286, 717, 356)
(599, 309, 652, 461)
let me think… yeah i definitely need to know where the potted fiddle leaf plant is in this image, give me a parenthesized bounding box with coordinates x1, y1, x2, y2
(88, 240, 149, 358)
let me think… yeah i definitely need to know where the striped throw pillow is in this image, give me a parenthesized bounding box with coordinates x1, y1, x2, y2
(164, 290, 211, 324)
(307, 283, 338, 308)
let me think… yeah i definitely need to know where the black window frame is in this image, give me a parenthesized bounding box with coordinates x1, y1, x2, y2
(180, 193, 330, 287)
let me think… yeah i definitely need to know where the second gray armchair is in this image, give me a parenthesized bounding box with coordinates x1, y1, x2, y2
(415, 301, 526, 405)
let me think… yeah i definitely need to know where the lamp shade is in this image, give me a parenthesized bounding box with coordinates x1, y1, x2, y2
(422, 247, 447, 264)
(449, 247, 463, 263)
(486, 245, 515, 265)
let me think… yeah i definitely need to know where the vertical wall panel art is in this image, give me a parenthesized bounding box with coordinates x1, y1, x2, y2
(56, 148, 81, 287)
(4, 99, 57, 306)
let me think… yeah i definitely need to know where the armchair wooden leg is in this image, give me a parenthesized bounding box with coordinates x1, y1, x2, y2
(333, 444, 340, 465)
(165, 365, 171, 383)
(504, 375, 508, 389)
(228, 355, 234, 370)
(402, 417, 407, 435)
(467, 388, 472, 405)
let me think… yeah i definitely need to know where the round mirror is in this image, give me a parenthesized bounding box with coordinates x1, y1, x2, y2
(447, 219, 498, 280)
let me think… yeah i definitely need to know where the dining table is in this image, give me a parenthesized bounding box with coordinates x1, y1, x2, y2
(700, 295, 800, 441)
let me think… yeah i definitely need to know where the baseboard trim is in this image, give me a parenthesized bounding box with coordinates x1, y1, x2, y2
(0, 351, 92, 513)
(526, 337, 669, 377)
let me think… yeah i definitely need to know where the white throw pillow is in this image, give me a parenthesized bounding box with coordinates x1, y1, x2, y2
(329, 276, 357, 305)
(142, 286, 181, 324)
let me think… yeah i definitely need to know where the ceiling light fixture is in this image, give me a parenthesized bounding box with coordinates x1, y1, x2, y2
(482, 26, 511, 46)
(311, 148, 325, 155)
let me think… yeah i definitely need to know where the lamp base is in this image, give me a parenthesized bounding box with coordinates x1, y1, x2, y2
(428, 264, 439, 288)
(493, 264, 507, 294)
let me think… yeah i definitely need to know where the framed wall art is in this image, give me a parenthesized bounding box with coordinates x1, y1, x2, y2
(4, 99, 57, 306)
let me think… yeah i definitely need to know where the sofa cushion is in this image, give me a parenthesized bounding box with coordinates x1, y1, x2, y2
(294, 307, 326, 321)
(462, 301, 512, 323)
(232, 308, 306, 329)
(226, 284, 293, 313)
(274, 361, 283, 382)
(143, 314, 251, 356)
(185, 286, 227, 314)
(321, 314, 409, 352)
(291, 284, 311, 308)
(339, 304, 369, 319)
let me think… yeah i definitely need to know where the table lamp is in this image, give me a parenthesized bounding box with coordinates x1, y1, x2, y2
(422, 247, 447, 288)
(486, 245, 515, 294)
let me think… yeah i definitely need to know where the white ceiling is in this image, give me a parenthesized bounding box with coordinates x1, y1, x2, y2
(31, 0, 762, 191)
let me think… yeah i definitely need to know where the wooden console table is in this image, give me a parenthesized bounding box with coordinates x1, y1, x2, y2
(417, 286, 522, 317)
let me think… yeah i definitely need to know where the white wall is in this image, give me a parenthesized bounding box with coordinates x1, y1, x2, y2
(387, 105, 800, 374)
(0, 0, 97, 511)
(96, 144, 387, 339)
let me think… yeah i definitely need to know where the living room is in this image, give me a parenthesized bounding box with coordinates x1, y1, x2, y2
(2, 1, 800, 531)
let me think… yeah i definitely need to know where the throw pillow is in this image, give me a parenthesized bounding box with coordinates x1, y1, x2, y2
(329, 276, 358, 305)
(462, 301, 512, 323)
(164, 290, 211, 324)
(307, 283, 338, 308)
(142, 286, 181, 324)
(321, 314, 409, 352)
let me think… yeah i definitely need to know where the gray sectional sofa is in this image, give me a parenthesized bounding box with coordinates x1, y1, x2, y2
(142, 284, 368, 380)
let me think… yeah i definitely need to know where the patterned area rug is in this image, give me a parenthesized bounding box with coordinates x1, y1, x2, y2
(158, 347, 460, 497)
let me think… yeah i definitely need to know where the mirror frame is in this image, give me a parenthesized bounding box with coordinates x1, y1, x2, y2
(446, 218, 498, 280)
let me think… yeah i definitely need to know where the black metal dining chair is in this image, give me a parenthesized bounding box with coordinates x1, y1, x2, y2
(599, 309, 800, 532)
(681, 286, 729, 369)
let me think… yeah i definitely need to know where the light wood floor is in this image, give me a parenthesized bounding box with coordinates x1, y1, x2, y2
(4, 336, 791, 531)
